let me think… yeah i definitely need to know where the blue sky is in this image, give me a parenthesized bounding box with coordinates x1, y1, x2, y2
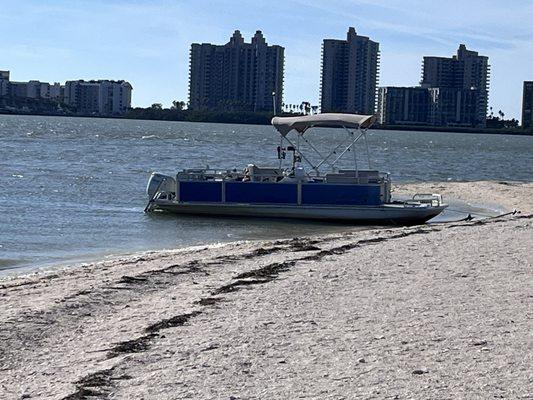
(1, 0, 532, 119)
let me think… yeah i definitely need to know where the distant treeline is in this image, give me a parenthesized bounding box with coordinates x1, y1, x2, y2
(2, 101, 531, 136)
(124, 104, 280, 125)
(372, 124, 532, 136)
(0, 97, 74, 115)
(123, 104, 532, 135)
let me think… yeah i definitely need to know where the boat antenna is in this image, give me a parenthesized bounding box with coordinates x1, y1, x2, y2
(273, 91, 283, 173)
(346, 126, 358, 179)
(363, 128, 371, 169)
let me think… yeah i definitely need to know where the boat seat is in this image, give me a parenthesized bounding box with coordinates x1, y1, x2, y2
(339, 169, 380, 178)
(325, 170, 381, 184)
(245, 165, 281, 182)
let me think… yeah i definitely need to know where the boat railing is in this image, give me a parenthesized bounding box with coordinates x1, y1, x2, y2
(177, 166, 282, 183)
(326, 170, 390, 185)
(177, 167, 390, 186)
(411, 193, 443, 207)
(177, 168, 237, 182)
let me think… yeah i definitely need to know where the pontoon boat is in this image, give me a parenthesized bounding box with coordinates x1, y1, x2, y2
(145, 113, 447, 224)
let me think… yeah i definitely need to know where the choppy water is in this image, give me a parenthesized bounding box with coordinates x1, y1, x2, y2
(1, 115, 532, 274)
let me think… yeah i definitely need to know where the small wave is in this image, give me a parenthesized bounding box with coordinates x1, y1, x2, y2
(141, 135, 158, 140)
(96, 205, 141, 213)
(0, 258, 25, 270)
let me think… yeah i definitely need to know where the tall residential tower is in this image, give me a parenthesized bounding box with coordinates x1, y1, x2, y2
(421, 44, 489, 127)
(320, 27, 379, 114)
(523, 81, 533, 129)
(188, 30, 284, 113)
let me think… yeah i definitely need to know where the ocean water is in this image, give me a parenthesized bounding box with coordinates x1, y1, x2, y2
(1, 115, 532, 274)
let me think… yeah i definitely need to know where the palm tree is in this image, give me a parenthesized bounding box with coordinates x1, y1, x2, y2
(171, 100, 186, 110)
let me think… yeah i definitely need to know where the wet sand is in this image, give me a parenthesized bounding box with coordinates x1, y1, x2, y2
(0, 181, 532, 399)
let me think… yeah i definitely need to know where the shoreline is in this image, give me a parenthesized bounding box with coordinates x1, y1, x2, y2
(1, 180, 532, 398)
(2, 112, 532, 136)
(1, 180, 529, 280)
(0, 181, 533, 284)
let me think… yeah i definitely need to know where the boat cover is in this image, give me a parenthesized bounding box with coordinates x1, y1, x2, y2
(271, 113, 376, 136)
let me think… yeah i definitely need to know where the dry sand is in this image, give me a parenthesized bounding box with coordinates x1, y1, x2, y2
(0, 181, 532, 399)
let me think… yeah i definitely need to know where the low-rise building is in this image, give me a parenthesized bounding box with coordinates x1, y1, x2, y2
(64, 80, 101, 114)
(49, 83, 63, 100)
(378, 87, 432, 125)
(0, 81, 7, 97)
(0, 71, 9, 97)
(428, 87, 482, 127)
(0, 73, 64, 102)
(64, 80, 132, 115)
(26, 81, 43, 99)
(378, 85, 484, 128)
(98, 80, 132, 115)
(1, 70, 130, 114)
(8, 82, 29, 98)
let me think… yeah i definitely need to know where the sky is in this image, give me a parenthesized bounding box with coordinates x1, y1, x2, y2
(1, 0, 532, 119)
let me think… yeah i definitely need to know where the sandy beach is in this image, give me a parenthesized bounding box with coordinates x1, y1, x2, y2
(1, 181, 532, 399)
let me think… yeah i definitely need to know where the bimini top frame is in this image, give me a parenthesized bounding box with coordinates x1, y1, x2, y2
(271, 113, 377, 177)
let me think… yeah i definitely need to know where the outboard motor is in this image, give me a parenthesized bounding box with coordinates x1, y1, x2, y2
(146, 172, 176, 199)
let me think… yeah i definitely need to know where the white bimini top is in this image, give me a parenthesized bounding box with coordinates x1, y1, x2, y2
(271, 113, 376, 136)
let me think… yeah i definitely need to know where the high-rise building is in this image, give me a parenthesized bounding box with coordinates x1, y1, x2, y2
(64, 80, 132, 115)
(421, 44, 489, 127)
(377, 87, 432, 126)
(188, 30, 284, 113)
(522, 81, 533, 129)
(320, 27, 380, 114)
